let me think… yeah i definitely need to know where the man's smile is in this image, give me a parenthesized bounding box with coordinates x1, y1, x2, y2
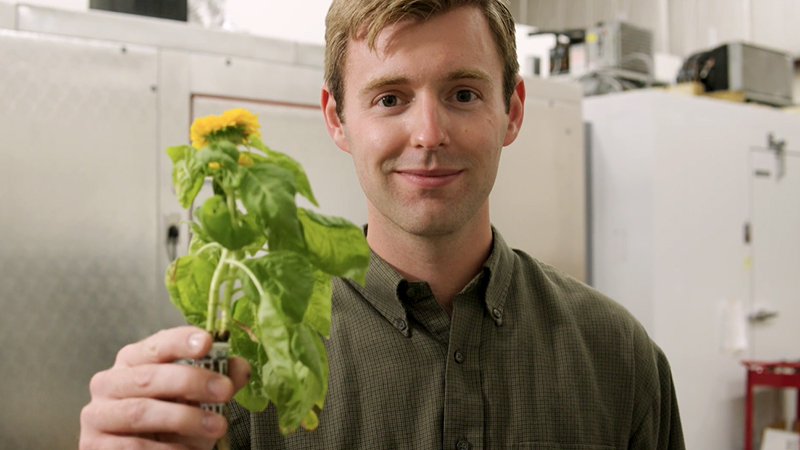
(394, 169, 463, 188)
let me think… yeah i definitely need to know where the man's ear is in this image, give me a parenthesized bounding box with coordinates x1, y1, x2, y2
(321, 84, 350, 154)
(502, 76, 526, 147)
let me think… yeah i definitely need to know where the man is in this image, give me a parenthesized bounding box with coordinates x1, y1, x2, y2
(80, 0, 685, 449)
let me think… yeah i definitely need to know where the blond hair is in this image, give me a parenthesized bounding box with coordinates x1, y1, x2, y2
(324, 0, 519, 119)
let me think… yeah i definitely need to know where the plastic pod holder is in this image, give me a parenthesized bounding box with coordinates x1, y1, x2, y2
(175, 341, 229, 415)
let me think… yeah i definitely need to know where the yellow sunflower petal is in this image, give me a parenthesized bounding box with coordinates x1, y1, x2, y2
(190, 109, 261, 149)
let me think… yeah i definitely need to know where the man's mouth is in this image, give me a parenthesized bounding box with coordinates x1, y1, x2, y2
(395, 169, 463, 188)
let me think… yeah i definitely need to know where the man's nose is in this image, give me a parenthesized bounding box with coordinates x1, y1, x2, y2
(409, 94, 450, 150)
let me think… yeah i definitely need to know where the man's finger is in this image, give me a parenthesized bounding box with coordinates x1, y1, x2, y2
(81, 398, 227, 439)
(228, 356, 251, 393)
(115, 326, 211, 368)
(90, 364, 234, 404)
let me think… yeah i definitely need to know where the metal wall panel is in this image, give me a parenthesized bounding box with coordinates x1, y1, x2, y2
(0, 30, 182, 450)
(294, 42, 325, 68)
(157, 49, 194, 294)
(491, 78, 587, 281)
(15, 3, 300, 64)
(0, 1, 14, 29)
(189, 53, 323, 107)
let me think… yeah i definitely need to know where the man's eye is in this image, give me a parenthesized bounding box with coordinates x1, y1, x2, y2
(379, 95, 400, 107)
(455, 90, 477, 103)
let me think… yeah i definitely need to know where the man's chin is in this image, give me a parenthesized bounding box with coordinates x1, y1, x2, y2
(393, 216, 464, 238)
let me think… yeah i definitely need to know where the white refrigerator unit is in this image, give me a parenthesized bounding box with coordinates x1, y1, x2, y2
(585, 90, 800, 450)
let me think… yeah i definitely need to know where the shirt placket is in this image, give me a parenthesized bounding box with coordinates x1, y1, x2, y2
(442, 292, 485, 450)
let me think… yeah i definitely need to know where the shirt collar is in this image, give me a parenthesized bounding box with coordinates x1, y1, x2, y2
(346, 226, 516, 331)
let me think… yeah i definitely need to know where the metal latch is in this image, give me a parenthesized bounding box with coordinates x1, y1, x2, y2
(768, 133, 787, 180)
(748, 309, 779, 323)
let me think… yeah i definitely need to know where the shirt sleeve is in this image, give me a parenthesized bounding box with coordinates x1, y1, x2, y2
(628, 339, 686, 450)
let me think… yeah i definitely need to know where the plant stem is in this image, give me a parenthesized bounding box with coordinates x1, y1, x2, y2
(194, 242, 222, 256)
(219, 255, 237, 336)
(227, 191, 237, 226)
(206, 248, 230, 334)
(225, 259, 265, 299)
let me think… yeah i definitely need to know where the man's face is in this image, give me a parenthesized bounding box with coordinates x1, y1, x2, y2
(322, 6, 524, 238)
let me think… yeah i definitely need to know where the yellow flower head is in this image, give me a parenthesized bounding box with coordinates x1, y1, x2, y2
(190, 108, 262, 150)
(237, 153, 254, 166)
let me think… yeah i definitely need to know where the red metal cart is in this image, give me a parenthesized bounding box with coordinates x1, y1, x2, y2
(743, 361, 800, 450)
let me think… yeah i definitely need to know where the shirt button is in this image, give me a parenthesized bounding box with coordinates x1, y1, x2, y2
(456, 440, 470, 450)
(492, 308, 502, 320)
(394, 318, 407, 331)
(454, 350, 464, 364)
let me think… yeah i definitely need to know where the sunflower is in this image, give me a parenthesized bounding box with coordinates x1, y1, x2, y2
(190, 108, 262, 150)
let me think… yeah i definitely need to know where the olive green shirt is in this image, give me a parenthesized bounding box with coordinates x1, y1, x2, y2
(227, 230, 684, 449)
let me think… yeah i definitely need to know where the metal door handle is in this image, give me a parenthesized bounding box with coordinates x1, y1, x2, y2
(748, 309, 779, 323)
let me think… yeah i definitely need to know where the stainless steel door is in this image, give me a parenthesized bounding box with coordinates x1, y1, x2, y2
(0, 30, 184, 449)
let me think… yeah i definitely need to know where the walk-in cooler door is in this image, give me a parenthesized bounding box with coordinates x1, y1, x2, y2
(0, 30, 185, 450)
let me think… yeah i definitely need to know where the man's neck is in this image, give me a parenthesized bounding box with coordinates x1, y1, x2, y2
(365, 208, 493, 317)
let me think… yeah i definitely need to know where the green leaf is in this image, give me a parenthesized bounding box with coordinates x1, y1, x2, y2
(230, 297, 260, 363)
(297, 208, 370, 285)
(234, 372, 270, 413)
(257, 291, 301, 428)
(166, 145, 205, 209)
(301, 409, 319, 431)
(292, 362, 325, 432)
(238, 163, 304, 251)
(212, 140, 240, 161)
(187, 222, 221, 263)
(291, 323, 323, 382)
(252, 273, 328, 434)
(312, 328, 328, 409)
(304, 270, 332, 338)
(249, 136, 318, 207)
(164, 254, 214, 327)
(245, 252, 315, 323)
(196, 145, 238, 171)
(239, 259, 266, 307)
(230, 297, 270, 412)
(241, 227, 267, 257)
(194, 196, 258, 251)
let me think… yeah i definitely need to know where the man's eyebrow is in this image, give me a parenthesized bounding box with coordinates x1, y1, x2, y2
(446, 69, 493, 84)
(358, 69, 493, 97)
(359, 76, 410, 96)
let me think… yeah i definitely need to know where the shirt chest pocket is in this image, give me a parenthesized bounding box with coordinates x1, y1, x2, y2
(512, 444, 615, 450)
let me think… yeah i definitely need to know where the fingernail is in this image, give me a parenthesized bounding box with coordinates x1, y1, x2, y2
(202, 412, 224, 433)
(188, 332, 206, 351)
(208, 377, 227, 399)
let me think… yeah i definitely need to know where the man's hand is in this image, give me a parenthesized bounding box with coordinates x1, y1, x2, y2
(80, 326, 251, 450)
